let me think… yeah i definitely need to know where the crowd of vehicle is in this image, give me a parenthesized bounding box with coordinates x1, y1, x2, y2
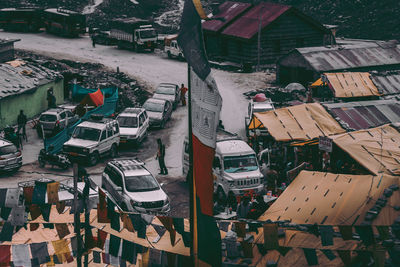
(0, 7, 184, 57)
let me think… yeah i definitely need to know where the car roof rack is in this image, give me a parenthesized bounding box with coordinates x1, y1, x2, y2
(109, 158, 145, 171)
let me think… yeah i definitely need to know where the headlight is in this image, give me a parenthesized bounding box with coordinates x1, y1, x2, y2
(164, 198, 170, 205)
(82, 148, 89, 153)
(129, 135, 137, 139)
(130, 200, 142, 207)
(228, 181, 235, 188)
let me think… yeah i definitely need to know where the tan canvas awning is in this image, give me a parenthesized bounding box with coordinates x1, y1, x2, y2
(331, 124, 400, 176)
(250, 103, 345, 142)
(260, 171, 400, 225)
(324, 72, 380, 98)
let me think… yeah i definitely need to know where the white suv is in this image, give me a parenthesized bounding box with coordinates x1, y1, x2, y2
(101, 159, 170, 214)
(63, 114, 120, 165)
(117, 108, 149, 144)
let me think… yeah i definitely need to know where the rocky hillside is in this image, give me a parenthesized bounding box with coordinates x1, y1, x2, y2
(1, 0, 399, 40)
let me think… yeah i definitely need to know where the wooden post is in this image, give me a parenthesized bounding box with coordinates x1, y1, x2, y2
(84, 175, 90, 267)
(73, 163, 82, 267)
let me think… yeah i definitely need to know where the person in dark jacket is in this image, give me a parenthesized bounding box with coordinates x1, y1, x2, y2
(17, 110, 27, 142)
(156, 138, 168, 175)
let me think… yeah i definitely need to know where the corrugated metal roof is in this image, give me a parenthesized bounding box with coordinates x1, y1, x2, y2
(0, 60, 61, 99)
(0, 38, 20, 46)
(323, 100, 400, 131)
(371, 71, 400, 95)
(202, 1, 251, 33)
(323, 72, 380, 98)
(222, 2, 290, 39)
(293, 41, 400, 72)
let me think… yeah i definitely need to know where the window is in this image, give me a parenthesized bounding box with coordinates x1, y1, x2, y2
(139, 114, 145, 126)
(107, 126, 113, 138)
(66, 111, 74, 117)
(143, 111, 148, 120)
(273, 40, 281, 53)
(213, 156, 221, 168)
(100, 130, 107, 141)
(113, 123, 119, 134)
(60, 112, 66, 119)
(110, 168, 123, 187)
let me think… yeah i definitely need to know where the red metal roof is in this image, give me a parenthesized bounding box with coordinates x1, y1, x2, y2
(222, 2, 290, 39)
(202, 1, 252, 33)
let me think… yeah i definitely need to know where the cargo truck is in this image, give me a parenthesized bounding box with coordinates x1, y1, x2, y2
(110, 18, 157, 52)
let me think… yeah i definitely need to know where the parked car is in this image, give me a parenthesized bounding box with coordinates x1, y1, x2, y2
(152, 83, 180, 109)
(117, 108, 149, 144)
(38, 108, 79, 137)
(245, 97, 274, 137)
(63, 114, 120, 166)
(0, 138, 22, 172)
(142, 98, 172, 128)
(164, 39, 184, 60)
(101, 159, 170, 214)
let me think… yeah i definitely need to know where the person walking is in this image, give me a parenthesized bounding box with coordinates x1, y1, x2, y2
(236, 196, 251, 219)
(156, 138, 168, 175)
(17, 110, 28, 142)
(180, 84, 188, 106)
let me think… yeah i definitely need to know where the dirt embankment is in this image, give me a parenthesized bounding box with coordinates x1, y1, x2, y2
(16, 49, 151, 112)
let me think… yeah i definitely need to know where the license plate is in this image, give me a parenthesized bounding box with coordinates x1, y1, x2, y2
(69, 152, 78, 156)
(120, 140, 127, 143)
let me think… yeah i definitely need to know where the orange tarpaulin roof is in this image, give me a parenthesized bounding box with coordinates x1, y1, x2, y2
(324, 72, 380, 98)
(330, 124, 400, 176)
(249, 103, 345, 142)
(260, 171, 400, 225)
(310, 77, 323, 87)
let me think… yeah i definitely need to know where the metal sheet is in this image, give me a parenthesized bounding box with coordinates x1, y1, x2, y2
(202, 1, 251, 32)
(221, 2, 290, 39)
(371, 72, 400, 95)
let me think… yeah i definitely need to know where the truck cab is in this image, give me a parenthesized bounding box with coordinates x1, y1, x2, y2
(182, 129, 264, 199)
(165, 39, 184, 60)
(134, 25, 157, 50)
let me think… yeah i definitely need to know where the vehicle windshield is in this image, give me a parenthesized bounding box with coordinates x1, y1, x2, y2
(156, 86, 175, 95)
(139, 29, 156, 39)
(117, 116, 138, 128)
(40, 114, 57, 122)
(72, 127, 100, 141)
(125, 175, 160, 192)
(143, 101, 163, 113)
(224, 154, 259, 173)
(0, 144, 17, 155)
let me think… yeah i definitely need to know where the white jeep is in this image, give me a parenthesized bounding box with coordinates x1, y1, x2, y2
(117, 108, 149, 144)
(63, 114, 120, 166)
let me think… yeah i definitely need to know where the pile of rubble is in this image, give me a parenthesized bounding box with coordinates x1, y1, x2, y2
(16, 50, 151, 112)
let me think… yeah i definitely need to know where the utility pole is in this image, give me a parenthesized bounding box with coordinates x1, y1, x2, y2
(73, 163, 82, 267)
(84, 174, 90, 267)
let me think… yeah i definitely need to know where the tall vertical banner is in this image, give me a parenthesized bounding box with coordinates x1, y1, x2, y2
(178, 1, 222, 266)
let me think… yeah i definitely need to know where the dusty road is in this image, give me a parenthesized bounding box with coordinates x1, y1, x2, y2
(0, 31, 273, 217)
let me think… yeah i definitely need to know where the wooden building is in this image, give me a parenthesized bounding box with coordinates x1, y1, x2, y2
(276, 40, 400, 85)
(202, 1, 332, 69)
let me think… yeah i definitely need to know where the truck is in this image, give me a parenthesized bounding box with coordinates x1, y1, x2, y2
(245, 96, 274, 137)
(0, 7, 43, 32)
(43, 8, 86, 37)
(182, 129, 264, 200)
(109, 18, 157, 52)
(164, 35, 184, 60)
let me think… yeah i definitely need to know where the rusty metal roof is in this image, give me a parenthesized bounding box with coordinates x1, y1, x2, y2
(202, 1, 251, 33)
(371, 71, 400, 96)
(221, 2, 290, 39)
(323, 100, 400, 131)
(293, 41, 400, 72)
(0, 60, 62, 99)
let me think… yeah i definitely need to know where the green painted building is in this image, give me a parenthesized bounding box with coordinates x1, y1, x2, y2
(0, 60, 64, 128)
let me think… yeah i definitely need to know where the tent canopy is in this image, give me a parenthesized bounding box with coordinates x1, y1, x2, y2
(331, 124, 400, 176)
(80, 88, 104, 107)
(323, 72, 380, 98)
(260, 171, 400, 225)
(249, 103, 345, 142)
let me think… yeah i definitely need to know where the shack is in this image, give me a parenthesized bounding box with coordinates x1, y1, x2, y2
(0, 60, 63, 128)
(203, 1, 331, 68)
(277, 40, 400, 85)
(0, 38, 20, 63)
